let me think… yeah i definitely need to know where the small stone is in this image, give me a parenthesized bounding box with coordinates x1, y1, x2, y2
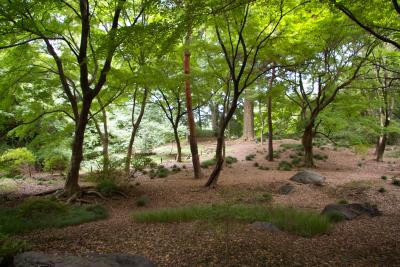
(250, 221, 280, 232)
(278, 183, 294, 195)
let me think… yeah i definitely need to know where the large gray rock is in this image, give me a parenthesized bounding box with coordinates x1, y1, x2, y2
(250, 221, 280, 232)
(321, 203, 382, 220)
(13, 252, 156, 267)
(290, 170, 326, 185)
(278, 183, 294, 195)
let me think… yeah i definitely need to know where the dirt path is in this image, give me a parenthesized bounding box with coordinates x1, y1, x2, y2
(17, 140, 400, 266)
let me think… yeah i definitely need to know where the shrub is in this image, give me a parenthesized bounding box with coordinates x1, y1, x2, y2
(381, 175, 388, 180)
(171, 164, 181, 173)
(253, 162, 259, 167)
(245, 154, 256, 161)
(278, 161, 292, 171)
(200, 159, 216, 169)
(392, 178, 400, 186)
(43, 153, 69, 173)
(136, 195, 149, 207)
(337, 199, 348, 205)
(313, 153, 328, 161)
(257, 193, 273, 202)
(225, 156, 238, 165)
(132, 155, 156, 172)
(0, 148, 35, 176)
(291, 157, 301, 166)
(96, 179, 119, 197)
(353, 144, 369, 155)
(378, 187, 386, 193)
(325, 211, 346, 223)
(258, 166, 270, 171)
(17, 198, 67, 218)
(132, 204, 331, 237)
(156, 165, 169, 178)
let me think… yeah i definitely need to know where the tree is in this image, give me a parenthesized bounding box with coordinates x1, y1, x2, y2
(0, 0, 144, 196)
(205, 0, 296, 187)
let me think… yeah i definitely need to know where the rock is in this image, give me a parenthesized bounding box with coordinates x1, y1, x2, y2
(13, 252, 156, 267)
(278, 183, 294, 195)
(290, 170, 326, 185)
(321, 203, 382, 220)
(250, 221, 280, 232)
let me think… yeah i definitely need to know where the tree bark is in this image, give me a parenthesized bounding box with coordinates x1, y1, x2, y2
(376, 134, 387, 162)
(184, 29, 202, 179)
(64, 97, 92, 195)
(125, 88, 148, 174)
(173, 125, 182, 162)
(266, 65, 276, 161)
(302, 123, 315, 168)
(242, 98, 255, 141)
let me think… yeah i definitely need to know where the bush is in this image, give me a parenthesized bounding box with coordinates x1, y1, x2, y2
(313, 153, 328, 161)
(278, 161, 292, 171)
(253, 162, 259, 167)
(200, 159, 216, 169)
(132, 204, 331, 237)
(337, 199, 348, 205)
(392, 178, 400, 186)
(257, 193, 273, 202)
(136, 195, 149, 207)
(17, 198, 67, 218)
(378, 187, 386, 193)
(353, 144, 369, 155)
(96, 179, 119, 197)
(381, 175, 388, 180)
(43, 153, 69, 173)
(225, 156, 237, 165)
(0, 148, 36, 176)
(245, 154, 256, 161)
(132, 155, 156, 172)
(291, 157, 301, 166)
(171, 164, 181, 173)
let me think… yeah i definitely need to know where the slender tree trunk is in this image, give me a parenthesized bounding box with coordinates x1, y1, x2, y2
(267, 65, 276, 161)
(64, 98, 92, 195)
(125, 88, 148, 174)
(92, 114, 109, 173)
(205, 94, 239, 187)
(173, 125, 182, 162)
(376, 133, 387, 162)
(258, 102, 264, 145)
(302, 124, 315, 168)
(184, 28, 201, 179)
(242, 98, 255, 141)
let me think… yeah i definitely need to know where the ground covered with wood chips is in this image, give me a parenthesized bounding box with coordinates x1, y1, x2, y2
(5, 140, 400, 266)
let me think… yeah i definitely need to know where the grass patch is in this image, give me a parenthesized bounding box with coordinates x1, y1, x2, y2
(245, 154, 256, 161)
(325, 211, 346, 223)
(225, 156, 238, 165)
(132, 204, 331, 237)
(313, 153, 328, 161)
(136, 195, 150, 207)
(392, 178, 400, 186)
(278, 161, 293, 171)
(200, 158, 216, 169)
(381, 175, 388, 180)
(337, 199, 348, 205)
(96, 179, 119, 197)
(0, 198, 107, 235)
(149, 165, 170, 178)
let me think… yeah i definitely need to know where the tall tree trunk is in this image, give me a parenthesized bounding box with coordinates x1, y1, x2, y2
(302, 123, 315, 168)
(266, 65, 276, 161)
(92, 113, 109, 173)
(125, 88, 148, 174)
(173, 125, 182, 162)
(242, 98, 255, 141)
(64, 98, 92, 195)
(376, 134, 387, 162)
(184, 28, 201, 179)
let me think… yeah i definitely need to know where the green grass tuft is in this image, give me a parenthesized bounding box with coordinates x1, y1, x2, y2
(200, 159, 216, 169)
(96, 179, 119, 197)
(392, 178, 400, 186)
(132, 204, 331, 237)
(337, 199, 348, 205)
(0, 198, 107, 235)
(136, 195, 150, 207)
(278, 161, 292, 171)
(245, 154, 256, 161)
(325, 211, 346, 223)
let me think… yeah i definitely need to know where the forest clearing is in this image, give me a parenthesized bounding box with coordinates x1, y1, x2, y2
(1, 0, 400, 266)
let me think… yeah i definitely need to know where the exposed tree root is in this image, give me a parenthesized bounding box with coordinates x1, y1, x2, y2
(114, 191, 128, 198)
(84, 190, 106, 200)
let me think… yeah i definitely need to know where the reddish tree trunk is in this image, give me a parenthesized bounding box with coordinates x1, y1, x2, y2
(184, 34, 201, 179)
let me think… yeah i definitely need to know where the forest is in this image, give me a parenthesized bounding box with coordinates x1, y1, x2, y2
(0, 0, 400, 266)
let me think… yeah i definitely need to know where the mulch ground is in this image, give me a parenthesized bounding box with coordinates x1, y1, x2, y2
(9, 140, 400, 266)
